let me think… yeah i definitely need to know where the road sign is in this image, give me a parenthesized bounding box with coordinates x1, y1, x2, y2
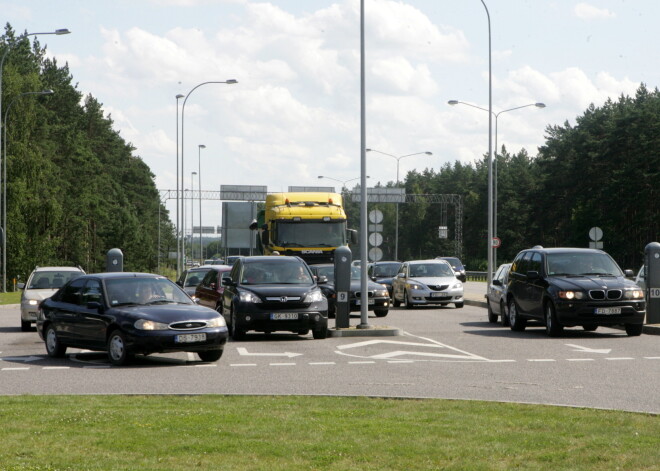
(492, 237, 501, 248)
(368, 247, 383, 262)
(369, 209, 383, 223)
(368, 232, 383, 247)
(589, 226, 603, 241)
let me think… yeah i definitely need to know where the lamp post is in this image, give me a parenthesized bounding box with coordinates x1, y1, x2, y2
(365, 149, 432, 261)
(190, 172, 197, 264)
(2, 89, 54, 292)
(198, 144, 205, 261)
(175, 93, 184, 276)
(448, 100, 545, 266)
(179, 79, 237, 274)
(317, 175, 368, 191)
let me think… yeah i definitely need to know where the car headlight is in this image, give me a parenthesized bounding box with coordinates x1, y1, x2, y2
(451, 282, 462, 290)
(375, 289, 389, 297)
(558, 290, 585, 300)
(134, 319, 170, 330)
(623, 289, 644, 300)
(239, 291, 261, 303)
(28, 299, 39, 306)
(206, 316, 227, 328)
(407, 283, 421, 290)
(304, 290, 325, 303)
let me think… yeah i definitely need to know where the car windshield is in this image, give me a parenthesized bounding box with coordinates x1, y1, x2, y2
(546, 252, 623, 277)
(439, 257, 462, 269)
(409, 263, 454, 278)
(185, 269, 211, 287)
(105, 277, 192, 306)
(372, 263, 401, 277)
(314, 266, 335, 281)
(28, 271, 82, 290)
(241, 260, 314, 285)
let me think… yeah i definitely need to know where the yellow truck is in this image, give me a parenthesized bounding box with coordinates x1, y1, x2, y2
(251, 192, 357, 264)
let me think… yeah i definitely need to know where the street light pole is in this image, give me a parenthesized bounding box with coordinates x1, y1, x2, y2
(2, 89, 54, 292)
(365, 149, 432, 261)
(175, 93, 184, 276)
(180, 79, 237, 273)
(198, 144, 205, 261)
(190, 172, 197, 263)
(447, 100, 545, 267)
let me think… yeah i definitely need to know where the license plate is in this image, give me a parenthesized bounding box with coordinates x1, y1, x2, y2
(356, 299, 375, 305)
(431, 292, 448, 298)
(271, 313, 298, 320)
(595, 307, 622, 315)
(175, 333, 207, 343)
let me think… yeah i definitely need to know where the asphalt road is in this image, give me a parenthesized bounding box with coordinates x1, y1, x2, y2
(1, 301, 658, 414)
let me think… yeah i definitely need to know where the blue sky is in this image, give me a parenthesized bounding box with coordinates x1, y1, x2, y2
(2, 0, 655, 227)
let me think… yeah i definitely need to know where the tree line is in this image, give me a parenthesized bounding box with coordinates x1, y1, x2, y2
(3, 23, 658, 282)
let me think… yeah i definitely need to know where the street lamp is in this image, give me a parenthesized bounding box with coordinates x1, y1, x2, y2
(198, 144, 205, 262)
(365, 148, 432, 261)
(175, 93, 184, 275)
(317, 175, 369, 190)
(179, 79, 237, 274)
(448, 100, 545, 266)
(2, 89, 54, 292)
(190, 172, 197, 264)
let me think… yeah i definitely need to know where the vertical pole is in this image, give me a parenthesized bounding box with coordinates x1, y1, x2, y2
(481, 0, 494, 287)
(358, 0, 370, 328)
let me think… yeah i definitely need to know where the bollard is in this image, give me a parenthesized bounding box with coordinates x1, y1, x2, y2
(334, 245, 352, 328)
(644, 242, 660, 324)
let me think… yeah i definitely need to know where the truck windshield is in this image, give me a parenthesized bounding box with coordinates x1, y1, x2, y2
(274, 221, 346, 247)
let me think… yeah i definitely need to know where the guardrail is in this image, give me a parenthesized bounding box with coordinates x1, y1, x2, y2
(466, 271, 489, 282)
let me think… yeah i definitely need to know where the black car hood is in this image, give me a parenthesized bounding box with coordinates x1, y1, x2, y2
(113, 303, 218, 322)
(550, 275, 637, 291)
(373, 276, 395, 285)
(241, 284, 317, 297)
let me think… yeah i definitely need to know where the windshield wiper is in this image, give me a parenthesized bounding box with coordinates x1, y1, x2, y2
(280, 242, 304, 247)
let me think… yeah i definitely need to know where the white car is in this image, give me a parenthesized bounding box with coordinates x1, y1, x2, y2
(18, 266, 85, 331)
(392, 259, 464, 309)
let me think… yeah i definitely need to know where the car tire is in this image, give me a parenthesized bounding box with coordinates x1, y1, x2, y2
(374, 309, 388, 317)
(45, 325, 67, 358)
(107, 330, 133, 366)
(625, 323, 643, 336)
(312, 327, 328, 339)
(545, 301, 563, 337)
(21, 320, 32, 332)
(230, 309, 246, 340)
(500, 301, 510, 326)
(404, 290, 413, 310)
(198, 350, 223, 362)
(487, 303, 498, 323)
(508, 299, 527, 332)
(455, 302, 464, 309)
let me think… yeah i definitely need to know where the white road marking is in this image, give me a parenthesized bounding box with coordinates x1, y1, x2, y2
(565, 344, 612, 354)
(528, 359, 556, 362)
(309, 362, 336, 365)
(43, 366, 70, 370)
(567, 358, 595, 362)
(269, 362, 296, 366)
(230, 363, 257, 367)
(237, 347, 302, 358)
(605, 357, 634, 361)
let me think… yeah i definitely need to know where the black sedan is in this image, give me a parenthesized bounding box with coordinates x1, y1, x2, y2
(367, 261, 402, 298)
(221, 256, 328, 339)
(37, 272, 228, 365)
(309, 264, 390, 318)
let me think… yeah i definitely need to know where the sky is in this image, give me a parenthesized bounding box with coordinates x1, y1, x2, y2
(1, 0, 656, 229)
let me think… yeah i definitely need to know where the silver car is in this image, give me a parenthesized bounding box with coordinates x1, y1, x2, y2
(392, 259, 464, 309)
(19, 266, 85, 331)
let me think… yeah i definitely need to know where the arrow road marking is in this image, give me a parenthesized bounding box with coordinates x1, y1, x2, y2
(565, 344, 612, 354)
(236, 347, 302, 358)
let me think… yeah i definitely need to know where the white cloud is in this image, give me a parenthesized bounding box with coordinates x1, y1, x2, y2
(574, 3, 616, 20)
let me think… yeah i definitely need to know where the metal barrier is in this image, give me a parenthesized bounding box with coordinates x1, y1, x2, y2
(466, 271, 489, 282)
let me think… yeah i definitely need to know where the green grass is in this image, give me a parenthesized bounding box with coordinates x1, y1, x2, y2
(0, 291, 20, 304)
(0, 396, 658, 470)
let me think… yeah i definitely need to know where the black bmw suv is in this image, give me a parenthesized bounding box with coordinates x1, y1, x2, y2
(506, 247, 645, 337)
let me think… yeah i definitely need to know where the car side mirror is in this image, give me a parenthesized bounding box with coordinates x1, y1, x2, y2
(210, 282, 216, 290)
(317, 275, 328, 284)
(624, 269, 635, 278)
(222, 278, 234, 287)
(492, 279, 502, 286)
(17, 282, 25, 290)
(526, 271, 540, 280)
(397, 273, 405, 278)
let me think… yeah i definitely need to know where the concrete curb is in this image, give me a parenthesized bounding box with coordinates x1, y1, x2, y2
(328, 325, 403, 337)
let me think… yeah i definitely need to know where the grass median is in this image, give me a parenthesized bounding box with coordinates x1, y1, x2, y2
(1, 395, 658, 470)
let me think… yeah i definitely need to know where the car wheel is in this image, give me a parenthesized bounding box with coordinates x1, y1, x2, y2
(404, 290, 413, 309)
(107, 330, 133, 366)
(487, 303, 497, 323)
(374, 309, 388, 317)
(313, 327, 328, 339)
(230, 309, 246, 340)
(508, 299, 526, 332)
(455, 302, 464, 309)
(625, 323, 643, 336)
(21, 320, 31, 332)
(500, 301, 510, 326)
(545, 301, 563, 337)
(45, 325, 66, 358)
(198, 350, 223, 362)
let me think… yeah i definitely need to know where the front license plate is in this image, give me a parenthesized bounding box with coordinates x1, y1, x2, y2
(271, 313, 298, 320)
(356, 299, 375, 305)
(595, 307, 622, 315)
(431, 292, 448, 298)
(175, 333, 207, 343)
